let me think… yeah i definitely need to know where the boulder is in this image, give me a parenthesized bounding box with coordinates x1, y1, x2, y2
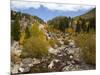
(48, 59, 60, 69)
(22, 58, 33, 64)
(68, 40, 75, 48)
(48, 47, 60, 55)
(62, 64, 80, 71)
(11, 41, 22, 57)
(32, 58, 41, 65)
(19, 58, 33, 73)
(11, 41, 20, 51)
(67, 48, 75, 54)
(69, 55, 73, 59)
(21, 58, 33, 67)
(66, 61, 71, 65)
(11, 64, 20, 74)
(19, 66, 30, 73)
(71, 60, 76, 65)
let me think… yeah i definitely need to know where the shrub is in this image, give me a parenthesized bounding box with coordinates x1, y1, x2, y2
(11, 16, 20, 41)
(65, 28, 74, 34)
(73, 33, 96, 65)
(48, 39, 56, 48)
(21, 37, 49, 58)
(25, 26, 31, 39)
(30, 23, 46, 40)
(30, 64, 49, 73)
(19, 32, 26, 45)
(30, 23, 39, 37)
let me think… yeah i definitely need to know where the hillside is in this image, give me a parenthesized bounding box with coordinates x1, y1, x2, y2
(74, 8, 96, 20)
(47, 16, 69, 32)
(11, 10, 46, 42)
(11, 10, 45, 24)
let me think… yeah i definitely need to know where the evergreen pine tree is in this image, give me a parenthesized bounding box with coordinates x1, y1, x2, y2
(25, 26, 30, 39)
(11, 16, 20, 41)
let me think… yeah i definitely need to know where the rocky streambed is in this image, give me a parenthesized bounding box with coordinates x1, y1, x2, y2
(11, 38, 95, 75)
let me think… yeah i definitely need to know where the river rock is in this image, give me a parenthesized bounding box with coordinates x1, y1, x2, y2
(48, 47, 60, 55)
(21, 58, 33, 67)
(19, 66, 30, 73)
(68, 40, 75, 48)
(48, 59, 60, 69)
(11, 64, 20, 74)
(32, 58, 41, 65)
(62, 64, 80, 71)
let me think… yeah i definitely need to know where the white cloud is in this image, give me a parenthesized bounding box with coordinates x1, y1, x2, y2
(11, 1, 41, 10)
(11, 0, 95, 12)
(41, 3, 95, 12)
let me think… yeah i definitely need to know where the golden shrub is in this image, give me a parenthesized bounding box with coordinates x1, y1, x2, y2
(73, 33, 96, 65)
(21, 37, 49, 58)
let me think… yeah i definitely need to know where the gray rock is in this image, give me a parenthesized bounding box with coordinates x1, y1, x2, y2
(19, 67, 30, 73)
(48, 59, 60, 69)
(48, 47, 60, 55)
(11, 41, 22, 57)
(68, 40, 75, 48)
(11, 41, 20, 51)
(69, 55, 73, 59)
(20, 58, 33, 68)
(62, 64, 80, 71)
(22, 58, 33, 65)
(11, 64, 20, 74)
(67, 48, 75, 54)
(71, 60, 76, 65)
(32, 58, 41, 65)
(67, 61, 71, 65)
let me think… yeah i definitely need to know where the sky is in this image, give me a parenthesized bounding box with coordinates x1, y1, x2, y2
(11, 0, 95, 21)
